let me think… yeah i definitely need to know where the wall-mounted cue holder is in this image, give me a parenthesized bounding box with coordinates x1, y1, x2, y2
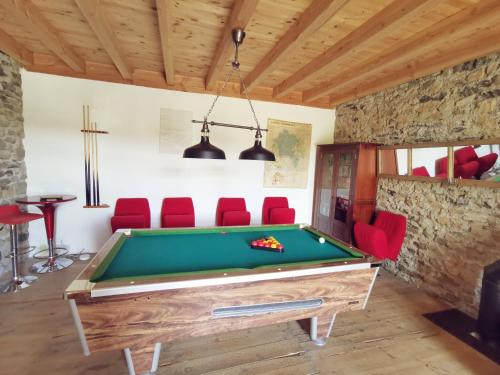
(81, 105, 109, 208)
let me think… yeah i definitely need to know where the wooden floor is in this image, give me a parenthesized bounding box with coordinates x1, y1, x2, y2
(0, 259, 498, 375)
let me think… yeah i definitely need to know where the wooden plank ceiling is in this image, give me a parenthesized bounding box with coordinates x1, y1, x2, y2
(1, 0, 500, 109)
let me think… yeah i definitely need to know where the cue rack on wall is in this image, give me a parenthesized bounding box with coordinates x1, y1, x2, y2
(81, 105, 109, 208)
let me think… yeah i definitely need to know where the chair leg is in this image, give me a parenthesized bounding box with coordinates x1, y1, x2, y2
(1, 225, 37, 293)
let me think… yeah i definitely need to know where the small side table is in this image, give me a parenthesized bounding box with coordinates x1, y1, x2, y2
(16, 195, 76, 273)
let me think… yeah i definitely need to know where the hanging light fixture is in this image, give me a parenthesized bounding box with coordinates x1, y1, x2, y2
(182, 117, 226, 159)
(183, 28, 275, 161)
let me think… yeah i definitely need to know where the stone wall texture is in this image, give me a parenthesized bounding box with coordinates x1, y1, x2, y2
(0, 52, 28, 263)
(334, 52, 500, 317)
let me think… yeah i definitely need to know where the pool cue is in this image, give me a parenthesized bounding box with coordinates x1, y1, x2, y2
(95, 121, 100, 206)
(91, 120, 97, 206)
(83, 106, 91, 206)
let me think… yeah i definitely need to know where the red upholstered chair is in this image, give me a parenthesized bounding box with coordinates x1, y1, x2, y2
(354, 211, 407, 261)
(434, 156, 479, 179)
(216, 198, 251, 226)
(455, 146, 498, 178)
(110, 198, 151, 232)
(0, 205, 43, 292)
(435, 156, 456, 178)
(412, 166, 430, 177)
(161, 197, 195, 228)
(262, 197, 295, 225)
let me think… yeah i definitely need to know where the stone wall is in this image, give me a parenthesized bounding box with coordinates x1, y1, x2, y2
(0, 52, 28, 264)
(334, 52, 500, 317)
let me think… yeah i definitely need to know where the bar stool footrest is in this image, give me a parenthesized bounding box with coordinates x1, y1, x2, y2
(33, 247, 69, 259)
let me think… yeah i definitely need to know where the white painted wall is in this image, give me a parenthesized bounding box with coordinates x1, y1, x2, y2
(22, 71, 335, 252)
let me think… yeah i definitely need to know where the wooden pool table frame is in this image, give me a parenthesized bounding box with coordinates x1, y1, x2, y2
(65, 224, 380, 375)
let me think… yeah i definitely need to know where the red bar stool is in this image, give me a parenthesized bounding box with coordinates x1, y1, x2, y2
(0, 205, 43, 293)
(16, 195, 76, 273)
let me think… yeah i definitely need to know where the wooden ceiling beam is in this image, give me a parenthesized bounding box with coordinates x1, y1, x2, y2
(2, 0, 85, 72)
(304, 0, 500, 102)
(156, 0, 175, 84)
(273, 0, 442, 98)
(25, 53, 330, 108)
(75, 0, 132, 80)
(242, 0, 350, 93)
(329, 25, 500, 107)
(0, 26, 33, 66)
(205, 0, 259, 91)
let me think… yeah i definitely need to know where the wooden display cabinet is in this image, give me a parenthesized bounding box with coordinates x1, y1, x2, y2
(312, 143, 378, 243)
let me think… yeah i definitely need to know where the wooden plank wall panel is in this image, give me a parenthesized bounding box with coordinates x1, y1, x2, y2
(299, 0, 482, 96)
(176, 0, 233, 79)
(205, 0, 259, 89)
(1, 0, 499, 108)
(101, 0, 163, 73)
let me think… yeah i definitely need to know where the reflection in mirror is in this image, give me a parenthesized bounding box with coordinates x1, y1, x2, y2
(396, 149, 408, 175)
(453, 145, 499, 181)
(379, 149, 398, 175)
(379, 149, 408, 175)
(412, 147, 448, 178)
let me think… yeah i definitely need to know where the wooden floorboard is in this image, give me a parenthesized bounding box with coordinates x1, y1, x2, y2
(0, 259, 498, 375)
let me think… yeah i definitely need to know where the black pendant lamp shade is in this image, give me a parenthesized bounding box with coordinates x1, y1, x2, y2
(239, 139, 275, 161)
(183, 27, 276, 162)
(183, 119, 226, 159)
(183, 135, 226, 159)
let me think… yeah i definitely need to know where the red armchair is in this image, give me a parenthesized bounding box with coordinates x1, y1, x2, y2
(412, 166, 430, 177)
(262, 197, 295, 224)
(455, 146, 498, 178)
(216, 198, 251, 226)
(354, 211, 407, 261)
(161, 197, 195, 228)
(435, 156, 479, 179)
(110, 198, 151, 232)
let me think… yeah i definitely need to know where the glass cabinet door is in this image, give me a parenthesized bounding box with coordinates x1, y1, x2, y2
(332, 151, 353, 239)
(316, 152, 335, 234)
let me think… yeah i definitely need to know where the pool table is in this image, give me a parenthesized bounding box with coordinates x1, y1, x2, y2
(65, 224, 380, 375)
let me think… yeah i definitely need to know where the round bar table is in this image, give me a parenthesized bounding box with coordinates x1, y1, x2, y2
(16, 195, 76, 273)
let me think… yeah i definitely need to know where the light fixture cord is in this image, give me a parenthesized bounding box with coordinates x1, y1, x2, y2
(204, 31, 262, 140)
(237, 69, 262, 139)
(205, 69, 234, 120)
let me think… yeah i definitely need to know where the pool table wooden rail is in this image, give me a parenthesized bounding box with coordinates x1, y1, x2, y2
(65, 225, 376, 300)
(70, 267, 378, 374)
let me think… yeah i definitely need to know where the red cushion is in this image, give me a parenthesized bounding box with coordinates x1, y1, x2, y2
(412, 166, 430, 177)
(161, 198, 194, 215)
(354, 222, 388, 259)
(269, 207, 295, 225)
(216, 198, 247, 226)
(456, 160, 479, 179)
(0, 204, 44, 225)
(222, 210, 251, 226)
(111, 215, 146, 232)
(162, 214, 195, 228)
(114, 198, 151, 228)
(262, 197, 289, 224)
(477, 153, 498, 176)
(454, 146, 477, 165)
(435, 156, 460, 177)
(373, 211, 407, 261)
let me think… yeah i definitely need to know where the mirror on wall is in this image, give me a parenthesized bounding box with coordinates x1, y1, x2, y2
(411, 147, 448, 178)
(453, 144, 500, 182)
(378, 139, 500, 187)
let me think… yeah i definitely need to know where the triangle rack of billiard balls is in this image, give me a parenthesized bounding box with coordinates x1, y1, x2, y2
(250, 236, 284, 253)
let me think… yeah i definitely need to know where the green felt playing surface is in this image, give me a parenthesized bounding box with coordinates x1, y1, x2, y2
(91, 226, 363, 282)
